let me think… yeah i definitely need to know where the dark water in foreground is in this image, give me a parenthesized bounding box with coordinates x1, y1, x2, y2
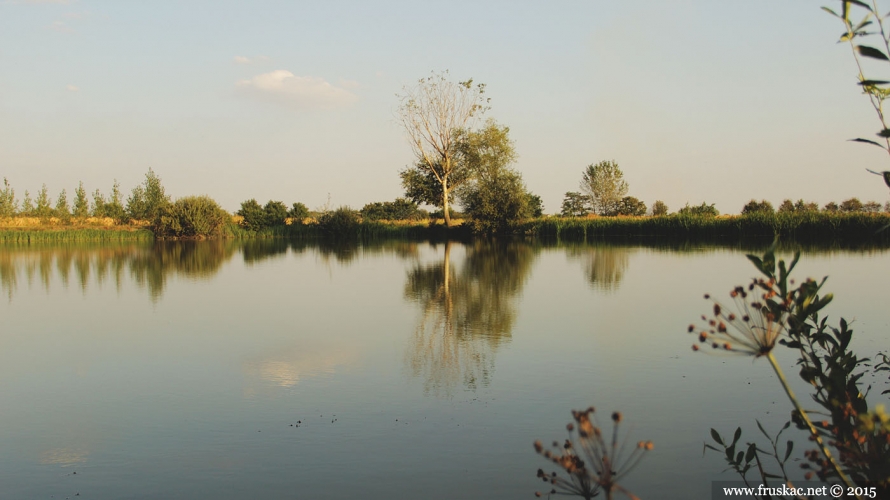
(0, 239, 888, 499)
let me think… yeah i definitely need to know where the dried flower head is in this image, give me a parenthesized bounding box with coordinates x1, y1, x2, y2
(533, 407, 652, 500)
(690, 279, 789, 358)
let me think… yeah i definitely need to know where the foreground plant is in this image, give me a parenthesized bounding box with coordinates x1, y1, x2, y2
(689, 246, 890, 497)
(533, 408, 652, 499)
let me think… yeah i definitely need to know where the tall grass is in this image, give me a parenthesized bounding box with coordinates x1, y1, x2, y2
(522, 212, 890, 244)
(0, 228, 154, 243)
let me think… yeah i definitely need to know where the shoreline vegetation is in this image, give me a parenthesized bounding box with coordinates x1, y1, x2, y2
(3, 211, 890, 244)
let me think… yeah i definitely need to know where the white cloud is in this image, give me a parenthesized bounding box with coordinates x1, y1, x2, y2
(66, 84, 78, 92)
(235, 70, 358, 110)
(234, 55, 250, 64)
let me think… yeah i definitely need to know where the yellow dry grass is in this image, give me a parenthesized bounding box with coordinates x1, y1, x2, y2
(0, 216, 125, 228)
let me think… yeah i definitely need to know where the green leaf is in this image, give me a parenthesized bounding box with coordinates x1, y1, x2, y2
(879, 129, 890, 138)
(784, 440, 794, 461)
(857, 80, 890, 86)
(746, 254, 764, 274)
(856, 45, 889, 60)
(756, 420, 770, 440)
(732, 427, 742, 445)
(763, 472, 784, 479)
(710, 428, 723, 445)
(849, 138, 888, 149)
(822, 6, 841, 18)
(745, 443, 757, 463)
(846, 0, 874, 12)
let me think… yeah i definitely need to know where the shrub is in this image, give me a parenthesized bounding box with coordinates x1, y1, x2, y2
(154, 196, 229, 238)
(236, 199, 266, 231)
(677, 202, 718, 217)
(824, 201, 840, 212)
(462, 168, 533, 234)
(741, 199, 774, 214)
(360, 198, 425, 221)
(317, 206, 360, 237)
(288, 202, 309, 222)
(263, 200, 288, 227)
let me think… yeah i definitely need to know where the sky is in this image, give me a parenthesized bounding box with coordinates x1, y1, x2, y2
(2, 0, 890, 215)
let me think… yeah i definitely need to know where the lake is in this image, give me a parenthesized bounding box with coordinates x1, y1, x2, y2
(1, 239, 887, 499)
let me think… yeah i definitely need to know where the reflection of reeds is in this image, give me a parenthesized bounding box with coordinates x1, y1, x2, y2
(534, 408, 652, 500)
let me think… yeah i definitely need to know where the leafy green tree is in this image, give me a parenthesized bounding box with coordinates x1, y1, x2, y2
(263, 200, 288, 227)
(106, 181, 126, 222)
(650, 200, 669, 216)
(840, 197, 864, 212)
(397, 71, 489, 227)
(127, 168, 170, 221)
(823, 201, 840, 212)
(288, 202, 309, 222)
(560, 192, 590, 217)
(21, 190, 34, 216)
(0, 178, 16, 217)
(677, 202, 718, 217)
(580, 160, 629, 216)
(236, 199, 266, 231)
(455, 121, 532, 233)
(35, 184, 52, 218)
(777, 199, 795, 213)
(73, 182, 90, 218)
(54, 189, 70, 219)
(92, 189, 107, 217)
(614, 196, 647, 216)
(741, 199, 774, 214)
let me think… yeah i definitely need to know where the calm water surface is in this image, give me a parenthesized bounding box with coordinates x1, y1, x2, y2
(1, 239, 888, 499)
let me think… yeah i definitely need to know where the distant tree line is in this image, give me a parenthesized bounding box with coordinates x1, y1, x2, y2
(741, 198, 890, 214)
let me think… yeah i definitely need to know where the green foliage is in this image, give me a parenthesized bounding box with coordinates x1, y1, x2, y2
(561, 191, 590, 217)
(317, 206, 360, 237)
(127, 168, 170, 221)
(580, 160, 629, 216)
(73, 182, 89, 218)
(677, 202, 718, 217)
(841, 197, 864, 212)
(456, 121, 533, 233)
(360, 198, 425, 221)
(0, 228, 153, 243)
(778, 199, 818, 213)
(651, 200, 669, 216)
(154, 196, 230, 238)
(741, 199, 774, 215)
(527, 193, 544, 217)
(824, 201, 840, 212)
(35, 184, 52, 218)
(92, 189, 106, 217)
(287, 202, 309, 222)
(614, 196, 646, 216)
(864, 200, 883, 212)
(21, 190, 34, 216)
(106, 181, 126, 222)
(462, 167, 532, 234)
(54, 189, 70, 220)
(0, 178, 16, 217)
(236, 199, 266, 231)
(263, 200, 288, 227)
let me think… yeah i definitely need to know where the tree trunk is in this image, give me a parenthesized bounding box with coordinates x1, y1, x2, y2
(442, 178, 452, 227)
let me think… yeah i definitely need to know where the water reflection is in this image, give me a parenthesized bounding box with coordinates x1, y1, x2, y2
(404, 240, 537, 396)
(242, 341, 360, 390)
(0, 241, 240, 301)
(565, 245, 635, 292)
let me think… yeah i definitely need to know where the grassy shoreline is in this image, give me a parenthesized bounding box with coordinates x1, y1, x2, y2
(2, 212, 889, 244)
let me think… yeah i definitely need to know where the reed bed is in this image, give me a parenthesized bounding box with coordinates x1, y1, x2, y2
(522, 212, 890, 243)
(0, 228, 154, 243)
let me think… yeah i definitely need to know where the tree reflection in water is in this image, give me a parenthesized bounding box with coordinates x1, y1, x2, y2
(566, 244, 635, 292)
(404, 240, 537, 396)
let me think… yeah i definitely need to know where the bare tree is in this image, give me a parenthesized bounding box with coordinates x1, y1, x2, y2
(396, 71, 489, 227)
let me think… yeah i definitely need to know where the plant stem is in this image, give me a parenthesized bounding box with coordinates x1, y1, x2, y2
(766, 352, 858, 495)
